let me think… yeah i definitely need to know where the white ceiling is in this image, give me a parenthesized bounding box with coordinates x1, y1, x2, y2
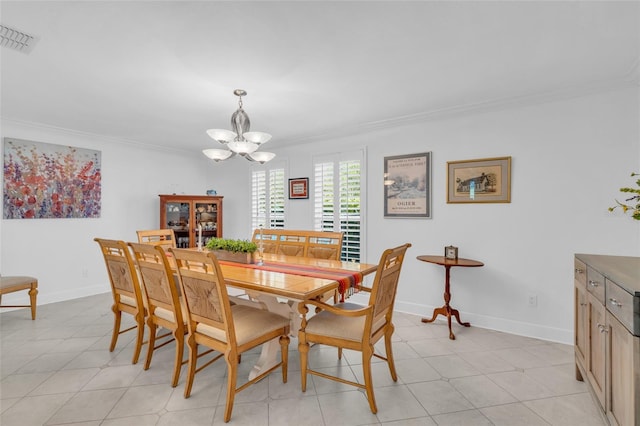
(1, 1, 639, 154)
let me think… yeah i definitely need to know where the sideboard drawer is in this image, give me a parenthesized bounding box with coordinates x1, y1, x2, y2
(606, 278, 635, 335)
(574, 258, 587, 287)
(587, 266, 605, 304)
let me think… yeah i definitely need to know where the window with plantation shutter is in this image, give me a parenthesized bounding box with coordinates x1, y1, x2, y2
(252, 167, 285, 231)
(313, 150, 364, 262)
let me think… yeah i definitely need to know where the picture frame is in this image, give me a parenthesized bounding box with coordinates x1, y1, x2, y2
(3, 137, 102, 219)
(447, 156, 511, 203)
(288, 177, 309, 199)
(384, 152, 431, 218)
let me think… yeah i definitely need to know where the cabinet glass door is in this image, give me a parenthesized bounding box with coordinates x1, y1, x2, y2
(165, 202, 190, 248)
(195, 201, 219, 245)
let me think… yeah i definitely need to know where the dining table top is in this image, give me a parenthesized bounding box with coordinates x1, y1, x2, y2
(177, 251, 378, 301)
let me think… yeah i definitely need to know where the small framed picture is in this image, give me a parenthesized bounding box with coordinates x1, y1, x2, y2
(288, 177, 309, 199)
(444, 245, 458, 260)
(447, 156, 511, 203)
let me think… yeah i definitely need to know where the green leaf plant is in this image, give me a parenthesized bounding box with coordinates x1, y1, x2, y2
(608, 172, 640, 220)
(205, 237, 258, 253)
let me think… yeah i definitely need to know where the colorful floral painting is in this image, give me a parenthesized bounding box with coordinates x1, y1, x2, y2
(3, 138, 101, 219)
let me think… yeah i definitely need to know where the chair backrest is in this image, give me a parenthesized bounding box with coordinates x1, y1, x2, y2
(251, 229, 344, 260)
(94, 238, 144, 309)
(367, 243, 411, 327)
(128, 242, 182, 320)
(136, 229, 177, 248)
(170, 248, 236, 345)
(306, 233, 343, 260)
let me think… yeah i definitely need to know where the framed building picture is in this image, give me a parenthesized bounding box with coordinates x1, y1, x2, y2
(447, 156, 511, 203)
(288, 177, 309, 199)
(384, 152, 431, 218)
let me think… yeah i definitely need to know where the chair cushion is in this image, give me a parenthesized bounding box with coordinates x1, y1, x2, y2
(196, 304, 289, 346)
(304, 302, 386, 342)
(0, 276, 37, 291)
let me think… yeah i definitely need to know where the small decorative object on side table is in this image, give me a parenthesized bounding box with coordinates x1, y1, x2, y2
(444, 245, 458, 260)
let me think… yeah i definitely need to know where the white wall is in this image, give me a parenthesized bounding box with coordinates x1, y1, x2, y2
(1, 120, 211, 304)
(2, 87, 638, 344)
(206, 86, 640, 344)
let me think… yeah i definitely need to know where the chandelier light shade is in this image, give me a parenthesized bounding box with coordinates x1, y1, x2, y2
(248, 151, 276, 164)
(202, 148, 234, 162)
(204, 89, 275, 163)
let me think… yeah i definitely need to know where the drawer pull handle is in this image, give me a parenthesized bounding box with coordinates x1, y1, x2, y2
(597, 323, 609, 333)
(588, 280, 600, 287)
(608, 298, 622, 308)
(574, 268, 584, 274)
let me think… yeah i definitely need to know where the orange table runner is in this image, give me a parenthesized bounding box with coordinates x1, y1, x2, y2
(218, 260, 363, 302)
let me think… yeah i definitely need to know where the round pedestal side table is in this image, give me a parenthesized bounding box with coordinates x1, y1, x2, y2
(417, 255, 484, 340)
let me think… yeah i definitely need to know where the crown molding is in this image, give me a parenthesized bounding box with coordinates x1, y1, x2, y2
(280, 71, 640, 148)
(0, 117, 195, 156)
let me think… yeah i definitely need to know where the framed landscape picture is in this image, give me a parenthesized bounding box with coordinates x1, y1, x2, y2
(384, 152, 431, 218)
(447, 156, 511, 203)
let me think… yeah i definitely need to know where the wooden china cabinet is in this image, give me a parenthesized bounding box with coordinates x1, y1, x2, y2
(159, 194, 223, 248)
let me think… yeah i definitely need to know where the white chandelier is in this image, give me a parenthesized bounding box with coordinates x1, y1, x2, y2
(203, 89, 276, 164)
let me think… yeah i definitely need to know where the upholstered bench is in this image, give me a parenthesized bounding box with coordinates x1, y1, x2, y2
(0, 276, 38, 319)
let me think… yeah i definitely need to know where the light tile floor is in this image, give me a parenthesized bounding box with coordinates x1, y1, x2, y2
(1, 293, 606, 425)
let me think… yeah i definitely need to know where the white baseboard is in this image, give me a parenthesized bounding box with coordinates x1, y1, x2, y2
(2, 284, 574, 345)
(0, 284, 109, 312)
(348, 293, 573, 345)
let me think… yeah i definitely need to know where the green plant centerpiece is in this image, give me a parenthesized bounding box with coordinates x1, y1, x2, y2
(205, 237, 258, 264)
(609, 172, 640, 220)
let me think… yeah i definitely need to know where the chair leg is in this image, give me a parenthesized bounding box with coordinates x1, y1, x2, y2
(171, 327, 184, 387)
(132, 312, 145, 364)
(144, 320, 157, 370)
(298, 333, 309, 392)
(338, 347, 343, 360)
(109, 305, 121, 352)
(362, 344, 378, 414)
(279, 334, 290, 383)
(28, 285, 38, 320)
(183, 335, 197, 398)
(224, 349, 239, 422)
(384, 326, 398, 382)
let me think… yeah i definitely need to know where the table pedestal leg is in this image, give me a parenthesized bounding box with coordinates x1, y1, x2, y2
(421, 265, 470, 340)
(249, 337, 281, 381)
(246, 291, 297, 380)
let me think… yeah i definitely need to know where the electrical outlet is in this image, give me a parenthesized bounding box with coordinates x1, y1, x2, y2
(82, 269, 89, 279)
(527, 293, 537, 307)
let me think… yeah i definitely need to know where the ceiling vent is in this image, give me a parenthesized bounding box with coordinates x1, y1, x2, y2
(1, 24, 38, 54)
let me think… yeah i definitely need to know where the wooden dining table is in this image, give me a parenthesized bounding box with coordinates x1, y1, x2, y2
(173, 250, 378, 379)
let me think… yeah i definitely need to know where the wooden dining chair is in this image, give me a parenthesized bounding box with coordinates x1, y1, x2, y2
(136, 229, 177, 248)
(170, 248, 290, 423)
(297, 243, 411, 414)
(128, 242, 186, 387)
(94, 238, 146, 364)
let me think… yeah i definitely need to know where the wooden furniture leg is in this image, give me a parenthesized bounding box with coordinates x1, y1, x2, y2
(421, 265, 469, 339)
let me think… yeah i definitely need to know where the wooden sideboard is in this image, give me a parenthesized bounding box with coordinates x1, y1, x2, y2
(574, 254, 640, 426)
